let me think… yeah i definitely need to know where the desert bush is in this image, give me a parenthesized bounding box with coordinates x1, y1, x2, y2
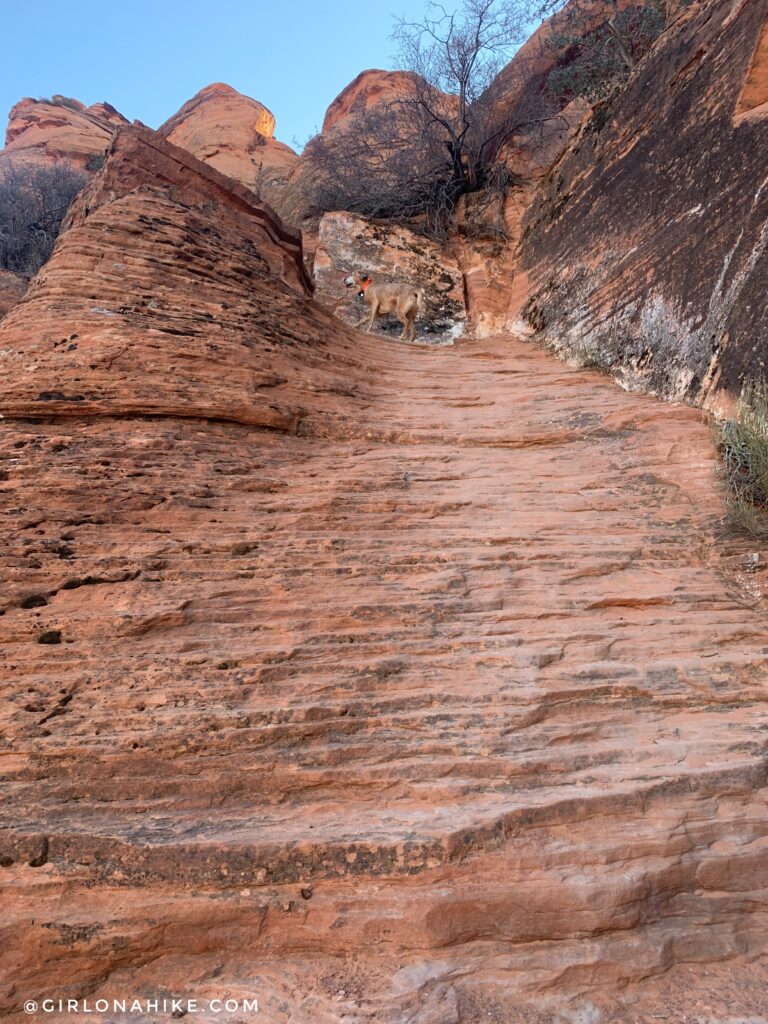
(85, 152, 106, 172)
(715, 377, 768, 537)
(542, 0, 666, 102)
(53, 96, 83, 111)
(0, 159, 88, 275)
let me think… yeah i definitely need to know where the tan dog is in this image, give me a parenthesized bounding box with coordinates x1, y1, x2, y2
(345, 271, 425, 342)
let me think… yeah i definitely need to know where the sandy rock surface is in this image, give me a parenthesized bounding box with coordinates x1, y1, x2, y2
(0, 119, 767, 1022)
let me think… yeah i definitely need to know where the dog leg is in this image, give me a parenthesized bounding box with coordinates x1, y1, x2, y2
(367, 304, 378, 333)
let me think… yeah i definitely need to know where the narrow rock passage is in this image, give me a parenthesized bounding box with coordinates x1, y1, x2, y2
(0, 130, 767, 1022)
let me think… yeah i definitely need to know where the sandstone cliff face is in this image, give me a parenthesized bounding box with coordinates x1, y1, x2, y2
(1, 117, 768, 1022)
(314, 211, 466, 342)
(159, 83, 299, 221)
(479, 0, 642, 179)
(2, 95, 128, 170)
(521, 0, 768, 409)
(0, 126, 318, 430)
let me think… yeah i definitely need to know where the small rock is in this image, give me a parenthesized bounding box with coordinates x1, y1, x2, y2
(231, 541, 257, 556)
(37, 630, 62, 645)
(28, 837, 49, 868)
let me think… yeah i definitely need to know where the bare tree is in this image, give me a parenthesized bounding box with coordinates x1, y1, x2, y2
(392, 0, 565, 227)
(0, 159, 88, 276)
(306, 0, 664, 237)
(305, 0, 561, 238)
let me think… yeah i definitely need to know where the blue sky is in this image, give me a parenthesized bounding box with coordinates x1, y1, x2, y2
(0, 0, 437, 151)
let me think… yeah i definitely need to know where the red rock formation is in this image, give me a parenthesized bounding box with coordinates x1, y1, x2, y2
(1, 116, 768, 1022)
(450, 185, 536, 336)
(2, 95, 128, 170)
(521, 0, 768, 408)
(159, 83, 299, 221)
(486, 0, 638, 120)
(479, 0, 646, 179)
(0, 126, 312, 428)
(321, 69, 426, 133)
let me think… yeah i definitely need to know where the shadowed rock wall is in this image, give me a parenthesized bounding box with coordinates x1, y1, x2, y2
(521, 0, 768, 409)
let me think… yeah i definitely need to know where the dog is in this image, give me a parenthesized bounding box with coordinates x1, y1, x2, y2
(344, 271, 425, 342)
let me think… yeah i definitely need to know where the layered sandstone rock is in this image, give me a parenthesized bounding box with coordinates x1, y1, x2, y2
(495, 95, 591, 178)
(314, 211, 466, 342)
(1, 114, 768, 1023)
(159, 83, 299, 220)
(521, 0, 768, 410)
(0, 125, 314, 428)
(486, 0, 644, 118)
(2, 95, 128, 170)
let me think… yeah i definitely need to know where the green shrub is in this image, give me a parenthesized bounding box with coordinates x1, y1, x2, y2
(716, 377, 768, 537)
(546, 1, 666, 104)
(86, 152, 106, 172)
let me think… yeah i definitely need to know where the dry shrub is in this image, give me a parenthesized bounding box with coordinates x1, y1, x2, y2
(0, 159, 88, 276)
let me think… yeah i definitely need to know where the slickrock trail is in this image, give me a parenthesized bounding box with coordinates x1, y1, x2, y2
(1, 128, 768, 1023)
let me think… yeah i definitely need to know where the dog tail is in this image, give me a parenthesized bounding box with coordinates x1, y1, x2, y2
(415, 288, 426, 312)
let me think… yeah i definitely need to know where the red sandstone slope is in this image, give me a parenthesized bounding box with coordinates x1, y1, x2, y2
(159, 83, 299, 217)
(1, 123, 768, 1022)
(2, 95, 128, 170)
